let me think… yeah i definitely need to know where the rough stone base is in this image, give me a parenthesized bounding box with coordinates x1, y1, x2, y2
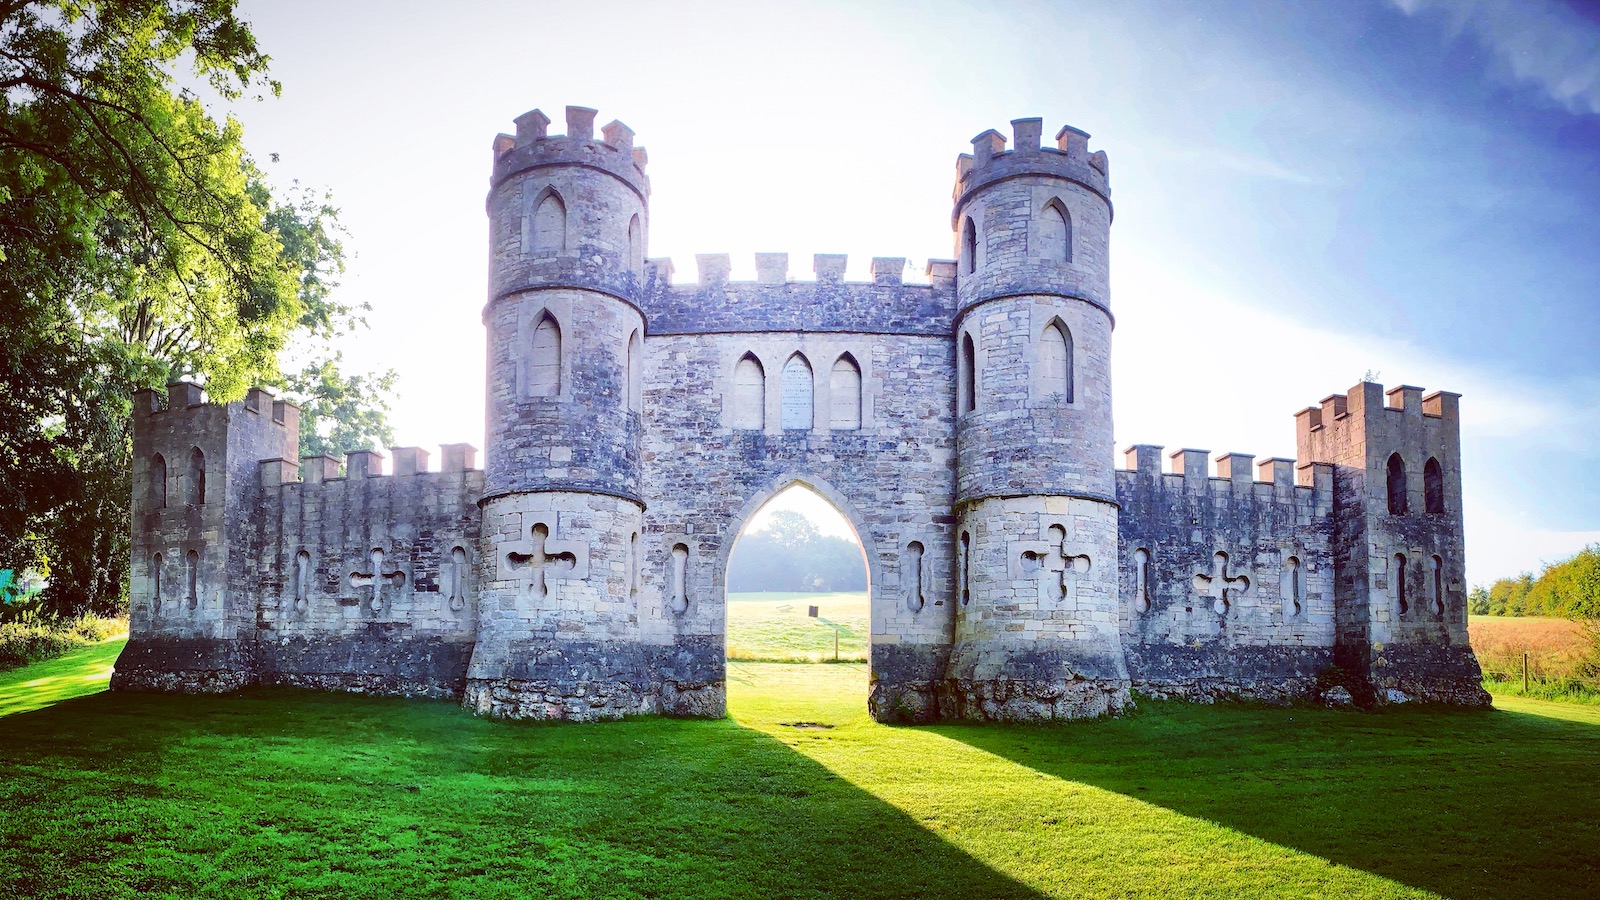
(109, 667, 255, 694)
(110, 637, 257, 694)
(869, 681, 942, 723)
(1126, 644, 1333, 706)
(938, 677, 1132, 721)
(1367, 642, 1493, 708)
(869, 642, 950, 723)
(463, 637, 726, 721)
(463, 677, 660, 720)
(256, 634, 473, 700)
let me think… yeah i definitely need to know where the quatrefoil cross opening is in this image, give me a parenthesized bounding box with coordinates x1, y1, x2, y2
(500, 521, 585, 599)
(349, 548, 406, 611)
(1192, 550, 1250, 614)
(1018, 523, 1092, 606)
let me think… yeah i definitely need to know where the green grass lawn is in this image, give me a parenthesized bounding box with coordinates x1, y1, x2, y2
(726, 591, 867, 661)
(1, 644, 1598, 898)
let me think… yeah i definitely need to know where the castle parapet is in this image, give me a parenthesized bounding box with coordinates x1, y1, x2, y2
(952, 117, 1111, 214)
(491, 104, 649, 198)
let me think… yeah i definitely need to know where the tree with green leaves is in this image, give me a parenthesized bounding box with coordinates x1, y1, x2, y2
(1, 1, 394, 617)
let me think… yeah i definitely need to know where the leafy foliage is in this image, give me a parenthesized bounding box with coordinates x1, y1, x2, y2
(1476, 546, 1600, 619)
(0, 2, 393, 616)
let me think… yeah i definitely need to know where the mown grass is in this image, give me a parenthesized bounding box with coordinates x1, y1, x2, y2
(1, 644, 1598, 898)
(726, 591, 867, 662)
(1471, 615, 1600, 702)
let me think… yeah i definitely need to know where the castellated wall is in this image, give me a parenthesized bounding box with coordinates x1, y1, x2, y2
(637, 261, 962, 723)
(1297, 382, 1487, 706)
(252, 446, 483, 698)
(114, 104, 1490, 721)
(117, 384, 298, 692)
(1116, 448, 1336, 703)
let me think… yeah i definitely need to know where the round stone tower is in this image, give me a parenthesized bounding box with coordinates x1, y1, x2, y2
(465, 105, 655, 720)
(943, 117, 1131, 719)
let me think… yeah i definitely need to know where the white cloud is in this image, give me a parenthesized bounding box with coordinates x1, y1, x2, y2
(1392, 0, 1600, 115)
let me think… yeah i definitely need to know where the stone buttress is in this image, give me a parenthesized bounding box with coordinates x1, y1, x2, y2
(942, 119, 1132, 719)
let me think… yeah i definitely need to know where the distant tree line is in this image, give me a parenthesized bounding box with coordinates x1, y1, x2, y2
(727, 510, 868, 593)
(1470, 545, 1600, 619)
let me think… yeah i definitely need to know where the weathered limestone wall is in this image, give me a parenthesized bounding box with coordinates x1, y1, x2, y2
(944, 496, 1128, 719)
(1116, 447, 1336, 703)
(252, 446, 483, 698)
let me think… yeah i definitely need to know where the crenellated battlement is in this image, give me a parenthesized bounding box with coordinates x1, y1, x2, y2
(952, 117, 1110, 212)
(134, 380, 299, 435)
(259, 444, 481, 488)
(489, 105, 649, 197)
(640, 253, 955, 289)
(1117, 445, 1331, 496)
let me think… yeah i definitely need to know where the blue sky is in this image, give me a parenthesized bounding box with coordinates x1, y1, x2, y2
(225, 0, 1599, 586)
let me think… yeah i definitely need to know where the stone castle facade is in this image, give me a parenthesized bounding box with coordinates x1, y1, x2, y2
(111, 105, 1491, 721)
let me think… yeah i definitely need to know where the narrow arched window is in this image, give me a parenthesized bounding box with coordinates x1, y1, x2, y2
(626, 329, 643, 412)
(961, 217, 977, 274)
(781, 354, 814, 430)
(1039, 321, 1072, 401)
(830, 354, 862, 430)
(732, 354, 765, 430)
(150, 454, 167, 510)
(627, 214, 643, 272)
(1386, 453, 1407, 515)
(1285, 555, 1303, 618)
(905, 541, 925, 612)
(1424, 457, 1444, 514)
(1039, 200, 1071, 263)
(1393, 552, 1408, 616)
(1430, 554, 1444, 618)
(959, 531, 972, 606)
(294, 549, 312, 609)
(531, 190, 566, 253)
(189, 448, 206, 506)
(669, 543, 689, 614)
(960, 332, 977, 415)
(152, 553, 164, 607)
(1132, 548, 1151, 614)
(186, 549, 199, 609)
(529, 313, 561, 398)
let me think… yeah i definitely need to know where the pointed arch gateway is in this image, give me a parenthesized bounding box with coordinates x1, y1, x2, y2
(723, 474, 879, 647)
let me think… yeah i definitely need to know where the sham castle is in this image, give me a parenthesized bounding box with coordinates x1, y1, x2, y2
(112, 105, 1491, 721)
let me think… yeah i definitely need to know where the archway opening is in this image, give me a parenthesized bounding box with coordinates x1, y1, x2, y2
(724, 483, 870, 717)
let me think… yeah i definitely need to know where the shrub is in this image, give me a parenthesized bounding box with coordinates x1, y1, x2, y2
(0, 612, 126, 672)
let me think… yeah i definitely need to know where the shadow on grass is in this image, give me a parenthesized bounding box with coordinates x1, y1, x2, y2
(932, 700, 1600, 900)
(0, 687, 1043, 900)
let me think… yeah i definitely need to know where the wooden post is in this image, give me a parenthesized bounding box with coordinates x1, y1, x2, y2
(834, 629, 839, 662)
(1523, 651, 1530, 693)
